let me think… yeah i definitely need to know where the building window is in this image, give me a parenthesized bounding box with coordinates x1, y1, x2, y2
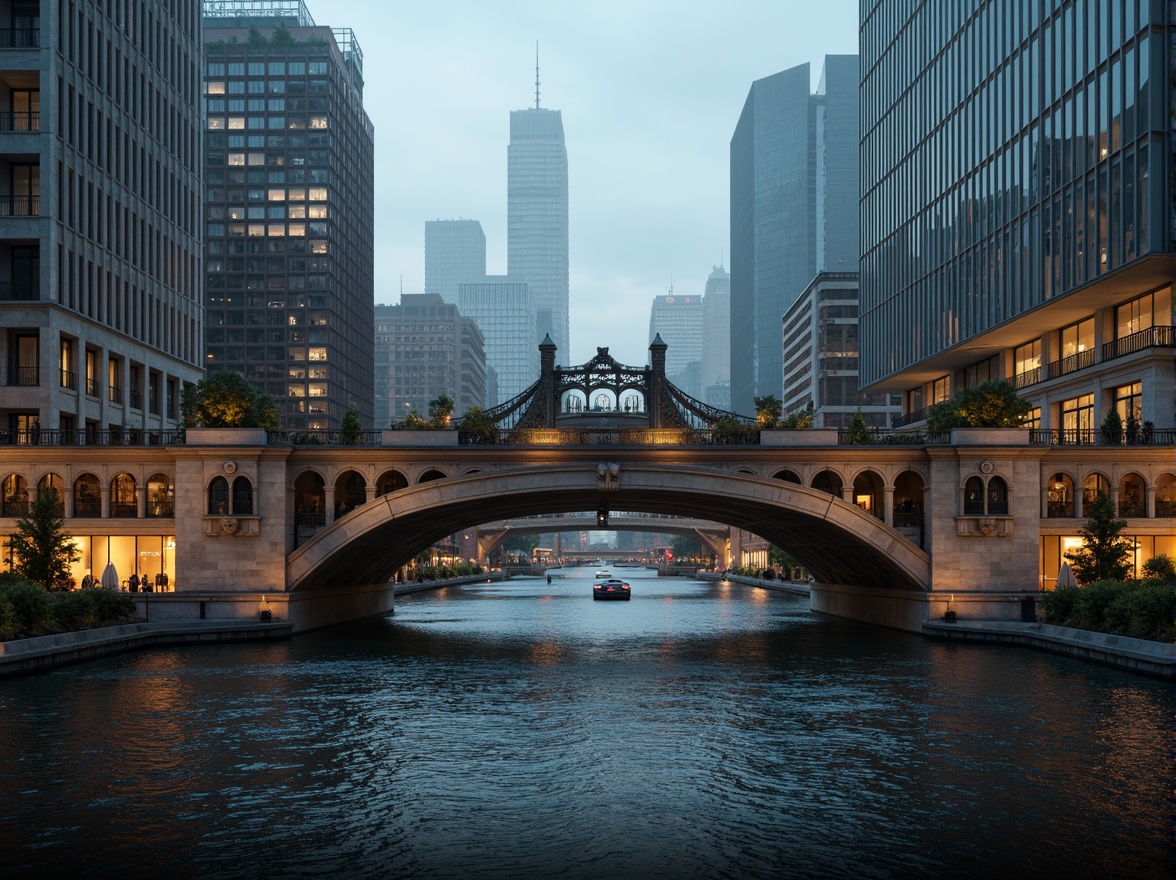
(931, 375, 950, 404)
(1014, 339, 1041, 386)
(1114, 381, 1142, 428)
(964, 476, 984, 515)
(1061, 394, 1095, 436)
(1047, 473, 1074, 518)
(1115, 291, 1155, 339)
(1059, 317, 1095, 359)
(59, 337, 75, 389)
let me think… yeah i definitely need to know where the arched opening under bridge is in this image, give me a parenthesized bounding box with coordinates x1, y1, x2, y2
(286, 464, 930, 594)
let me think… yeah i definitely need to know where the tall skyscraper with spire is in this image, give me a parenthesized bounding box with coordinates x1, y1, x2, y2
(507, 50, 569, 357)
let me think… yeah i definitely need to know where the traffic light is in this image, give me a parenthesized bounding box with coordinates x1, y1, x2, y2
(596, 509, 608, 527)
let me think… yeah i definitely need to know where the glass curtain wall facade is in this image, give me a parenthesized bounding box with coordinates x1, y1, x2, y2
(0, 1, 204, 445)
(507, 108, 569, 356)
(648, 293, 704, 399)
(729, 57, 859, 415)
(202, 2, 375, 431)
(458, 278, 538, 405)
(700, 266, 731, 409)
(425, 219, 486, 304)
(860, 0, 1174, 435)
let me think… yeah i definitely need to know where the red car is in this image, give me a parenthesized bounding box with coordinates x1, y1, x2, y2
(593, 578, 631, 601)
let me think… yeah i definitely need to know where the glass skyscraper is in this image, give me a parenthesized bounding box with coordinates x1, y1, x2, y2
(860, 0, 1174, 435)
(425, 219, 486, 304)
(202, 0, 375, 431)
(458, 277, 538, 405)
(729, 56, 859, 415)
(507, 106, 569, 356)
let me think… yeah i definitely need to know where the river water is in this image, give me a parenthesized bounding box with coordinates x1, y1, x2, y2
(0, 569, 1171, 879)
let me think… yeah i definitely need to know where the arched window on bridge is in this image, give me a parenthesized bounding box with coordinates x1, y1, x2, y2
(146, 473, 174, 518)
(1156, 473, 1175, 517)
(36, 473, 64, 515)
(2, 474, 28, 517)
(232, 476, 254, 515)
(208, 476, 230, 515)
(419, 469, 447, 483)
(893, 471, 924, 527)
(811, 470, 842, 497)
(963, 476, 985, 515)
(1118, 473, 1146, 518)
(773, 469, 801, 483)
(74, 473, 100, 518)
(852, 471, 884, 519)
(111, 473, 137, 518)
(376, 469, 408, 496)
(1081, 473, 1110, 516)
(334, 470, 365, 516)
(294, 471, 326, 528)
(1046, 473, 1074, 517)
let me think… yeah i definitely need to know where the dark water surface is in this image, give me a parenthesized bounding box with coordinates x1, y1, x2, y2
(0, 570, 1171, 879)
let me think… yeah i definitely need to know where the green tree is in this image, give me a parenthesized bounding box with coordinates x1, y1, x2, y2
(926, 379, 1031, 431)
(339, 406, 363, 444)
(670, 536, 701, 560)
(781, 400, 815, 429)
(247, 26, 267, 45)
(754, 395, 782, 428)
(1142, 554, 1175, 582)
(458, 406, 498, 443)
(500, 534, 540, 557)
(1064, 492, 1132, 584)
(844, 411, 871, 444)
(428, 395, 455, 428)
(181, 370, 281, 430)
(1100, 409, 1123, 445)
(270, 22, 294, 45)
(8, 488, 80, 591)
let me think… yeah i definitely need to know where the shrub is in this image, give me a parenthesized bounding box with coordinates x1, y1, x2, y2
(1071, 579, 1125, 630)
(1119, 581, 1176, 639)
(1142, 554, 1175, 582)
(0, 580, 55, 638)
(1041, 585, 1080, 625)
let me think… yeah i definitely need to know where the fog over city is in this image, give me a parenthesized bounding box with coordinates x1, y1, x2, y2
(343, 0, 858, 366)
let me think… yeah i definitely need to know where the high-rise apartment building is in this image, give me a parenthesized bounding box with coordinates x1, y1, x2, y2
(648, 290, 704, 399)
(202, 0, 375, 431)
(780, 272, 901, 429)
(729, 56, 859, 414)
(700, 266, 731, 409)
(507, 102, 569, 355)
(425, 219, 486, 304)
(0, 1, 204, 444)
(374, 294, 486, 427)
(861, 2, 1175, 439)
(458, 277, 538, 404)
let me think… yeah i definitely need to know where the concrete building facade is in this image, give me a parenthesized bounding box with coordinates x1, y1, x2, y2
(0, 0, 204, 444)
(374, 294, 487, 427)
(648, 290, 704, 399)
(202, 0, 375, 431)
(780, 272, 901, 429)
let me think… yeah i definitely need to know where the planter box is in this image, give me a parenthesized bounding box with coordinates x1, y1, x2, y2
(760, 428, 840, 447)
(950, 427, 1029, 445)
(186, 428, 268, 446)
(380, 430, 459, 447)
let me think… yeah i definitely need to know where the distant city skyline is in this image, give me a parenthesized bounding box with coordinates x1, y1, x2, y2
(342, 0, 858, 372)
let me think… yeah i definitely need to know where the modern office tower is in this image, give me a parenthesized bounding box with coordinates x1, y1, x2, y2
(458, 277, 538, 404)
(729, 56, 860, 414)
(780, 273, 901, 429)
(861, 2, 1175, 437)
(648, 289, 704, 398)
(374, 294, 487, 427)
(202, 1, 375, 431)
(0, 1, 203, 444)
(507, 99, 569, 355)
(700, 266, 731, 409)
(425, 219, 486, 304)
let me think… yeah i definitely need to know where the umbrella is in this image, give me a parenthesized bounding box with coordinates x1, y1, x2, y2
(1056, 561, 1077, 589)
(100, 561, 119, 590)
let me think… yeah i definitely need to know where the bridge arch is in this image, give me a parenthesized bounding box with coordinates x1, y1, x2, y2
(376, 469, 408, 495)
(419, 468, 447, 483)
(286, 464, 930, 594)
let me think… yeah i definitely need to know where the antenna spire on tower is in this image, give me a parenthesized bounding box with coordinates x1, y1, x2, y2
(534, 41, 540, 109)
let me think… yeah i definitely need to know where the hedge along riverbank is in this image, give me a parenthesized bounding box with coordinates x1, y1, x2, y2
(1040, 578, 1175, 642)
(0, 578, 136, 641)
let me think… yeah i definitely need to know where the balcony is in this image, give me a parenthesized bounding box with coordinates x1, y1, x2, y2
(0, 280, 38, 300)
(7, 364, 36, 385)
(1013, 367, 1041, 389)
(59, 367, 75, 390)
(85, 376, 98, 397)
(0, 110, 38, 131)
(108, 383, 122, 403)
(0, 28, 38, 48)
(129, 390, 142, 410)
(892, 406, 927, 428)
(1101, 325, 1175, 361)
(0, 194, 39, 216)
(1043, 347, 1096, 380)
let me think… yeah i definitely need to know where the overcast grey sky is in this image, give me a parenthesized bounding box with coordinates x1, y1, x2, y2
(332, 0, 859, 366)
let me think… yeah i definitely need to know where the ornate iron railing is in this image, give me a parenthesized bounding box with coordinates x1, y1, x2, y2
(1101, 325, 1175, 361)
(0, 429, 183, 446)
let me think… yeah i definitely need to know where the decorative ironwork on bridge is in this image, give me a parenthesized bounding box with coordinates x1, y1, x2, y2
(464, 335, 755, 444)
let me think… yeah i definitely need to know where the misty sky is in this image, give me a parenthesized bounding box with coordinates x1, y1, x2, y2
(332, 0, 859, 367)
